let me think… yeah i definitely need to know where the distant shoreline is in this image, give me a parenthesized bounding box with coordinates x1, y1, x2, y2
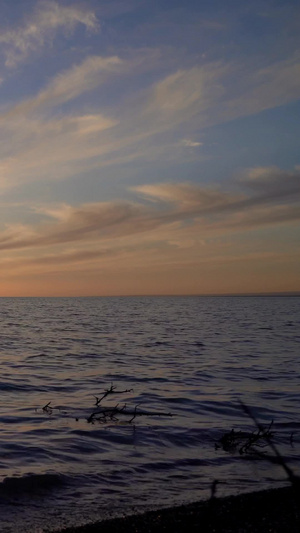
(0, 292, 300, 298)
(56, 485, 299, 533)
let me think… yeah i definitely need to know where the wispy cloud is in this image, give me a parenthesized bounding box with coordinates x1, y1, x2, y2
(240, 166, 300, 199)
(149, 55, 300, 128)
(0, 1, 98, 67)
(0, 53, 124, 189)
(0, 165, 299, 256)
(144, 64, 227, 128)
(0, 1, 299, 295)
(181, 139, 203, 147)
(0, 48, 300, 193)
(4, 54, 123, 118)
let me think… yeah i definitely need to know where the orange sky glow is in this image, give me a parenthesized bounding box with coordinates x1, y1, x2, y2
(0, 1, 299, 296)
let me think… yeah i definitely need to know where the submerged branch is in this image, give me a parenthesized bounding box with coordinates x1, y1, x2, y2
(40, 384, 172, 426)
(87, 404, 173, 424)
(94, 384, 133, 406)
(239, 400, 300, 490)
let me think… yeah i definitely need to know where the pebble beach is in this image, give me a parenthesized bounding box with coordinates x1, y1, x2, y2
(56, 485, 299, 533)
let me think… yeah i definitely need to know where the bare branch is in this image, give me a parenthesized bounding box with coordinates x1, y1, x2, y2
(94, 385, 133, 406)
(239, 400, 300, 490)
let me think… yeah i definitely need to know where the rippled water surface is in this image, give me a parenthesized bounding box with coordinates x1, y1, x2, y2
(0, 296, 299, 532)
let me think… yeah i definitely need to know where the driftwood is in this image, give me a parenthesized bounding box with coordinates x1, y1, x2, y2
(87, 404, 173, 424)
(88, 384, 172, 423)
(42, 401, 62, 414)
(239, 400, 300, 492)
(216, 420, 274, 455)
(94, 384, 133, 406)
(40, 384, 173, 424)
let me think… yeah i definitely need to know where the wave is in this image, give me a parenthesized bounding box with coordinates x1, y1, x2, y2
(0, 473, 66, 495)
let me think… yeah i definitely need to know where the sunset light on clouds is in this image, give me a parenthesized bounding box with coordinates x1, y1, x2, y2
(0, 0, 299, 296)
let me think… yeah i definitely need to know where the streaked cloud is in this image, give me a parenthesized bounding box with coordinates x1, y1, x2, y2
(0, 54, 124, 189)
(181, 139, 203, 147)
(0, 0, 98, 67)
(240, 166, 300, 200)
(3, 54, 123, 118)
(0, 166, 299, 256)
(1, 53, 300, 193)
(0, 0, 299, 295)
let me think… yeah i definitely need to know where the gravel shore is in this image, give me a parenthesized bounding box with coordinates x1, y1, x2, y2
(55, 485, 299, 533)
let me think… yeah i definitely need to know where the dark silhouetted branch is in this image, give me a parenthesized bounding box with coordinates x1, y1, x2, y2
(94, 384, 133, 406)
(239, 400, 300, 492)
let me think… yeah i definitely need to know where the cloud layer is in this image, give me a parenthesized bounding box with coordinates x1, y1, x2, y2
(0, 52, 300, 193)
(1, 165, 299, 295)
(0, 1, 98, 67)
(0, 166, 299, 256)
(0, 1, 299, 295)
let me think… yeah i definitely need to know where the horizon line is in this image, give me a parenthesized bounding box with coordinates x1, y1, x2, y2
(0, 291, 299, 298)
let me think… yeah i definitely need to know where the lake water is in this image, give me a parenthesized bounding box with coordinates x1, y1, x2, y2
(0, 295, 299, 532)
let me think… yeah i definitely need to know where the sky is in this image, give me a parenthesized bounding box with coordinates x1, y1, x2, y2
(0, 0, 299, 296)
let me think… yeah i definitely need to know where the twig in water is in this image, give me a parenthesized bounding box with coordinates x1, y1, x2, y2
(210, 480, 219, 500)
(94, 384, 133, 406)
(129, 403, 140, 423)
(239, 400, 300, 491)
(42, 401, 52, 414)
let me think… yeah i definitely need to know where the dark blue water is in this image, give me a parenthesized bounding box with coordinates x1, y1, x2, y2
(0, 296, 299, 532)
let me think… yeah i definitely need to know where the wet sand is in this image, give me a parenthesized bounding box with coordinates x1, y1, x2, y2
(55, 485, 299, 533)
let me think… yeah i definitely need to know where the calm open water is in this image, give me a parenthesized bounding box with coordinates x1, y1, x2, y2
(0, 295, 299, 532)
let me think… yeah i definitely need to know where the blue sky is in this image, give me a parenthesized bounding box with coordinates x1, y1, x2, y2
(0, 0, 299, 295)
